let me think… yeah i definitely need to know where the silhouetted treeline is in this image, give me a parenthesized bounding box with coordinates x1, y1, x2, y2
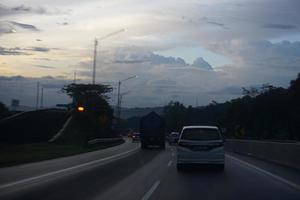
(163, 73, 300, 141)
(0, 102, 9, 119)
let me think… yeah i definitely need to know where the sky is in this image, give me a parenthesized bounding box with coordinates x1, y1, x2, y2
(0, 0, 300, 108)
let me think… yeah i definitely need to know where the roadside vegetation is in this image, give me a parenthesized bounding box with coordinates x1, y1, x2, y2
(0, 83, 124, 167)
(123, 73, 300, 141)
(163, 73, 300, 140)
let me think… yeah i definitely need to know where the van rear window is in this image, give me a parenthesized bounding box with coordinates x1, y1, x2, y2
(181, 128, 220, 141)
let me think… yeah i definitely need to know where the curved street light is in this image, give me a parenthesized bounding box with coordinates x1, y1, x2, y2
(116, 75, 137, 120)
(92, 28, 126, 84)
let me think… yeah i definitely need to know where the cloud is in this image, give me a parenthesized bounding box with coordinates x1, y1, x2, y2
(0, 45, 57, 55)
(9, 21, 39, 31)
(192, 57, 213, 70)
(0, 21, 39, 35)
(0, 46, 30, 55)
(28, 47, 51, 52)
(34, 65, 56, 69)
(0, 75, 26, 81)
(1, 0, 300, 107)
(261, 23, 297, 30)
(211, 40, 300, 69)
(0, 3, 69, 17)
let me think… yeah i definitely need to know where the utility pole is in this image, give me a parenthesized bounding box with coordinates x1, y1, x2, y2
(40, 87, 44, 109)
(117, 80, 121, 120)
(92, 39, 98, 84)
(73, 69, 77, 84)
(116, 75, 137, 120)
(36, 82, 40, 110)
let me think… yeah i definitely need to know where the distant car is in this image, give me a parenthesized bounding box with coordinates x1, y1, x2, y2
(176, 126, 224, 170)
(168, 132, 179, 145)
(132, 132, 141, 142)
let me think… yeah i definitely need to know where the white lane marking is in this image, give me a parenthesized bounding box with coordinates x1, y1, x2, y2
(167, 161, 173, 167)
(0, 146, 140, 190)
(226, 154, 300, 191)
(141, 180, 161, 200)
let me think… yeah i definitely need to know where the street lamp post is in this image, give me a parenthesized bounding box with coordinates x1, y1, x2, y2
(116, 75, 137, 120)
(92, 39, 98, 85)
(91, 28, 126, 84)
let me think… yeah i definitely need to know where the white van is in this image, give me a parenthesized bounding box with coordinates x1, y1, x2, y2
(176, 126, 225, 170)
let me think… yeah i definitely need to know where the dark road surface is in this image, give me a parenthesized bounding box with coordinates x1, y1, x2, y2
(0, 139, 299, 200)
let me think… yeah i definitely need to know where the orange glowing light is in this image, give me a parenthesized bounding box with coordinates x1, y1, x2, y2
(77, 106, 85, 112)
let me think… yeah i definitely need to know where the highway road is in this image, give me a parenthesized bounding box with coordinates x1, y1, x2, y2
(0, 139, 300, 200)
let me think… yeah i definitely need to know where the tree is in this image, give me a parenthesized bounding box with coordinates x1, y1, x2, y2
(163, 101, 187, 132)
(61, 83, 114, 139)
(0, 102, 8, 114)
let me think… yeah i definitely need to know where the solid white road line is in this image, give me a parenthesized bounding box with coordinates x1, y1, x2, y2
(226, 154, 300, 191)
(167, 161, 173, 167)
(0, 146, 140, 190)
(141, 180, 161, 200)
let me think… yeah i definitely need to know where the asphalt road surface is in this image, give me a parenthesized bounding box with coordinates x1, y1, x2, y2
(0, 140, 300, 200)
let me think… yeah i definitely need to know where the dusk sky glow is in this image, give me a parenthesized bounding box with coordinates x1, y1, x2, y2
(0, 0, 300, 107)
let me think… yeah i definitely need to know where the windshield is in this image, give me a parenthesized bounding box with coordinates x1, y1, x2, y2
(181, 128, 221, 141)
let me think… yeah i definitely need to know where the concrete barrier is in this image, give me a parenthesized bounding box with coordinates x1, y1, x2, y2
(225, 139, 300, 170)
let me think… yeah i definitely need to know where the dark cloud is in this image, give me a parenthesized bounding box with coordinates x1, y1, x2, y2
(192, 57, 213, 70)
(114, 60, 146, 64)
(57, 22, 69, 26)
(11, 5, 48, 14)
(9, 21, 39, 31)
(261, 23, 297, 30)
(0, 21, 39, 35)
(0, 45, 59, 56)
(207, 21, 225, 27)
(0, 46, 30, 55)
(0, 75, 26, 81)
(33, 57, 55, 61)
(0, 4, 69, 17)
(34, 65, 56, 69)
(28, 47, 51, 52)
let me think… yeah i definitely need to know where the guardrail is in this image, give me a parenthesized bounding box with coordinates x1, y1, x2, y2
(225, 139, 300, 170)
(88, 138, 124, 145)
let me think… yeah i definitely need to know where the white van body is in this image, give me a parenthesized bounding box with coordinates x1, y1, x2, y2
(176, 126, 225, 169)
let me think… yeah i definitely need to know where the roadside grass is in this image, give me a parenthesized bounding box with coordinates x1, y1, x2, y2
(0, 140, 124, 168)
